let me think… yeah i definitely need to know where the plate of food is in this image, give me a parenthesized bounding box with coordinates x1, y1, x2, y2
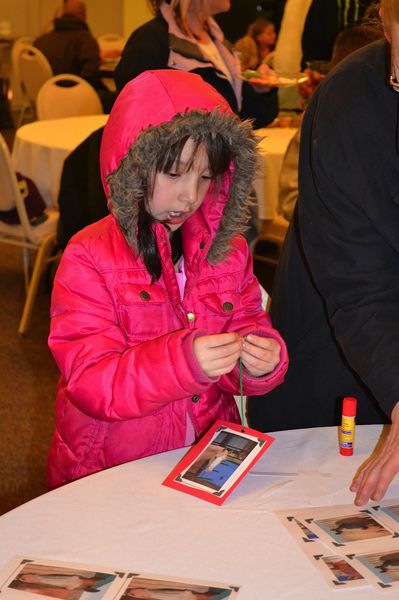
(242, 69, 308, 87)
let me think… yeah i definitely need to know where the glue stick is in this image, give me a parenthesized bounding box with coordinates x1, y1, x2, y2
(339, 396, 357, 456)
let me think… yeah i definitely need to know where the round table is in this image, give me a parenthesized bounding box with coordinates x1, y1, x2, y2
(0, 425, 398, 599)
(11, 114, 108, 208)
(253, 127, 298, 220)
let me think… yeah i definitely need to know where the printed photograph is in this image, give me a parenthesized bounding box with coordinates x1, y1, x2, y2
(118, 575, 236, 599)
(319, 555, 364, 584)
(356, 550, 399, 586)
(6, 562, 117, 599)
(163, 420, 275, 505)
(180, 430, 257, 492)
(312, 513, 393, 544)
(375, 504, 399, 525)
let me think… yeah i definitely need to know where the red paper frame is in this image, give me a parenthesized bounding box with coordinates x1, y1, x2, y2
(163, 420, 275, 505)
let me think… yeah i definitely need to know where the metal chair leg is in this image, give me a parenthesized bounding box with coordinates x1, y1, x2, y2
(18, 233, 56, 336)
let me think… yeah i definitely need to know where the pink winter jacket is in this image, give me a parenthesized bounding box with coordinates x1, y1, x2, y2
(47, 70, 288, 489)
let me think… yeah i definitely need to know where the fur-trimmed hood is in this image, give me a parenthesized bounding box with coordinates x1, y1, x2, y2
(100, 70, 258, 263)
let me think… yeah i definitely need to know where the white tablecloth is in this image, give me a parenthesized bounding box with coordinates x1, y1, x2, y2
(254, 127, 298, 220)
(1, 425, 398, 599)
(12, 118, 296, 219)
(12, 115, 109, 208)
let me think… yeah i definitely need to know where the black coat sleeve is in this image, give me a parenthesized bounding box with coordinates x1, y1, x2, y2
(114, 18, 169, 91)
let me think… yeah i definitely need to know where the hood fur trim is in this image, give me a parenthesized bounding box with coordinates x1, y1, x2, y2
(107, 108, 259, 264)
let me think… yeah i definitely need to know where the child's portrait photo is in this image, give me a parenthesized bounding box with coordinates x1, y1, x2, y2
(313, 513, 393, 544)
(6, 562, 116, 600)
(180, 429, 258, 492)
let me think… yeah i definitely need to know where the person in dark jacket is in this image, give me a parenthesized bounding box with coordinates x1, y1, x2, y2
(248, 0, 399, 506)
(114, 0, 279, 130)
(34, 0, 116, 112)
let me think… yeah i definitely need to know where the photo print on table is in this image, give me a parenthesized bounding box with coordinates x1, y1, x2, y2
(350, 549, 399, 589)
(163, 420, 275, 505)
(372, 501, 399, 528)
(0, 556, 125, 600)
(278, 504, 399, 551)
(310, 552, 367, 589)
(117, 573, 239, 599)
(275, 510, 370, 589)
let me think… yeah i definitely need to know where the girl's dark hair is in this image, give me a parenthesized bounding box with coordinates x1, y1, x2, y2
(138, 133, 233, 282)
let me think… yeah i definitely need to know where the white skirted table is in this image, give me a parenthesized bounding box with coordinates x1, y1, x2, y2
(12, 114, 108, 208)
(0, 425, 398, 599)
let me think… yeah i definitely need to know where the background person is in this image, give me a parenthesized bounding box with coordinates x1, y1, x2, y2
(234, 17, 276, 71)
(34, 0, 116, 112)
(248, 0, 399, 506)
(114, 0, 279, 130)
(47, 69, 288, 489)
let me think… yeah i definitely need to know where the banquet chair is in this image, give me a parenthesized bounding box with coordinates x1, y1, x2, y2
(10, 37, 35, 128)
(0, 133, 60, 336)
(37, 74, 104, 120)
(16, 45, 53, 124)
(97, 33, 125, 58)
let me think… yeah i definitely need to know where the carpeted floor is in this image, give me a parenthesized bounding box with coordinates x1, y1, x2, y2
(0, 239, 58, 516)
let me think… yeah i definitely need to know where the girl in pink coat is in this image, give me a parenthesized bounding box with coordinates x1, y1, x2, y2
(47, 69, 288, 488)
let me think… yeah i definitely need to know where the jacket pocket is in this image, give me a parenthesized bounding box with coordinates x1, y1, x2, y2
(115, 283, 170, 340)
(199, 291, 242, 314)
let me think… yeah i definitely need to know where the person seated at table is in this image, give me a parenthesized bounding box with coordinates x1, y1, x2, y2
(34, 0, 116, 112)
(248, 0, 399, 506)
(234, 17, 277, 71)
(114, 0, 279, 130)
(46, 69, 288, 489)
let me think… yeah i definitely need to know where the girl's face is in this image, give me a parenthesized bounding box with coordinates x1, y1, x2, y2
(257, 25, 276, 48)
(148, 138, 213, 232)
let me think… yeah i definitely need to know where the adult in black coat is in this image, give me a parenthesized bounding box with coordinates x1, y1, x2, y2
(248, 9, 399, 506)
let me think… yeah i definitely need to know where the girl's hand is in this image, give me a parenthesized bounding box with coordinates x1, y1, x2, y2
(194, 332, 242, 378)
(240, 334, 280, 377)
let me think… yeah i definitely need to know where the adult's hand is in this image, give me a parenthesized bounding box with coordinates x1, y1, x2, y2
(351, 402, 399, 505)
(193, 332, 241, 378)
(240, 334, 281, 377)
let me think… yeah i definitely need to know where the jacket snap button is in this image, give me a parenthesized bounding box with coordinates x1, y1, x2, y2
(140, 291, 151, 301)
(192, 395, 200, 403)
(222, 301, 233, 312)
(199, 241, 205, 249)
(187, 312, 195, 322)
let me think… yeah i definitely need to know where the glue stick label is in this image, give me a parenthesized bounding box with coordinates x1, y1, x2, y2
(340, 416, 355, 448)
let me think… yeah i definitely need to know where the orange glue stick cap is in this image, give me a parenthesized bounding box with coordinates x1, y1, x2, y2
(343, 397, 357, 417)
(339, 396, 357, 456)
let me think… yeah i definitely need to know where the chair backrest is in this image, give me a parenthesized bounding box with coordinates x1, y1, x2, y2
(0, 133, 33, 235)
(11, 37, 35, 101)
(17, 45, 53, 103)
(97, 33, 125, 55)
(36, 74, 104, 120)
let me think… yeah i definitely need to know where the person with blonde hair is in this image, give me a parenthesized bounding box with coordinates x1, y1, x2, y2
(114, 0, 278, 129)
